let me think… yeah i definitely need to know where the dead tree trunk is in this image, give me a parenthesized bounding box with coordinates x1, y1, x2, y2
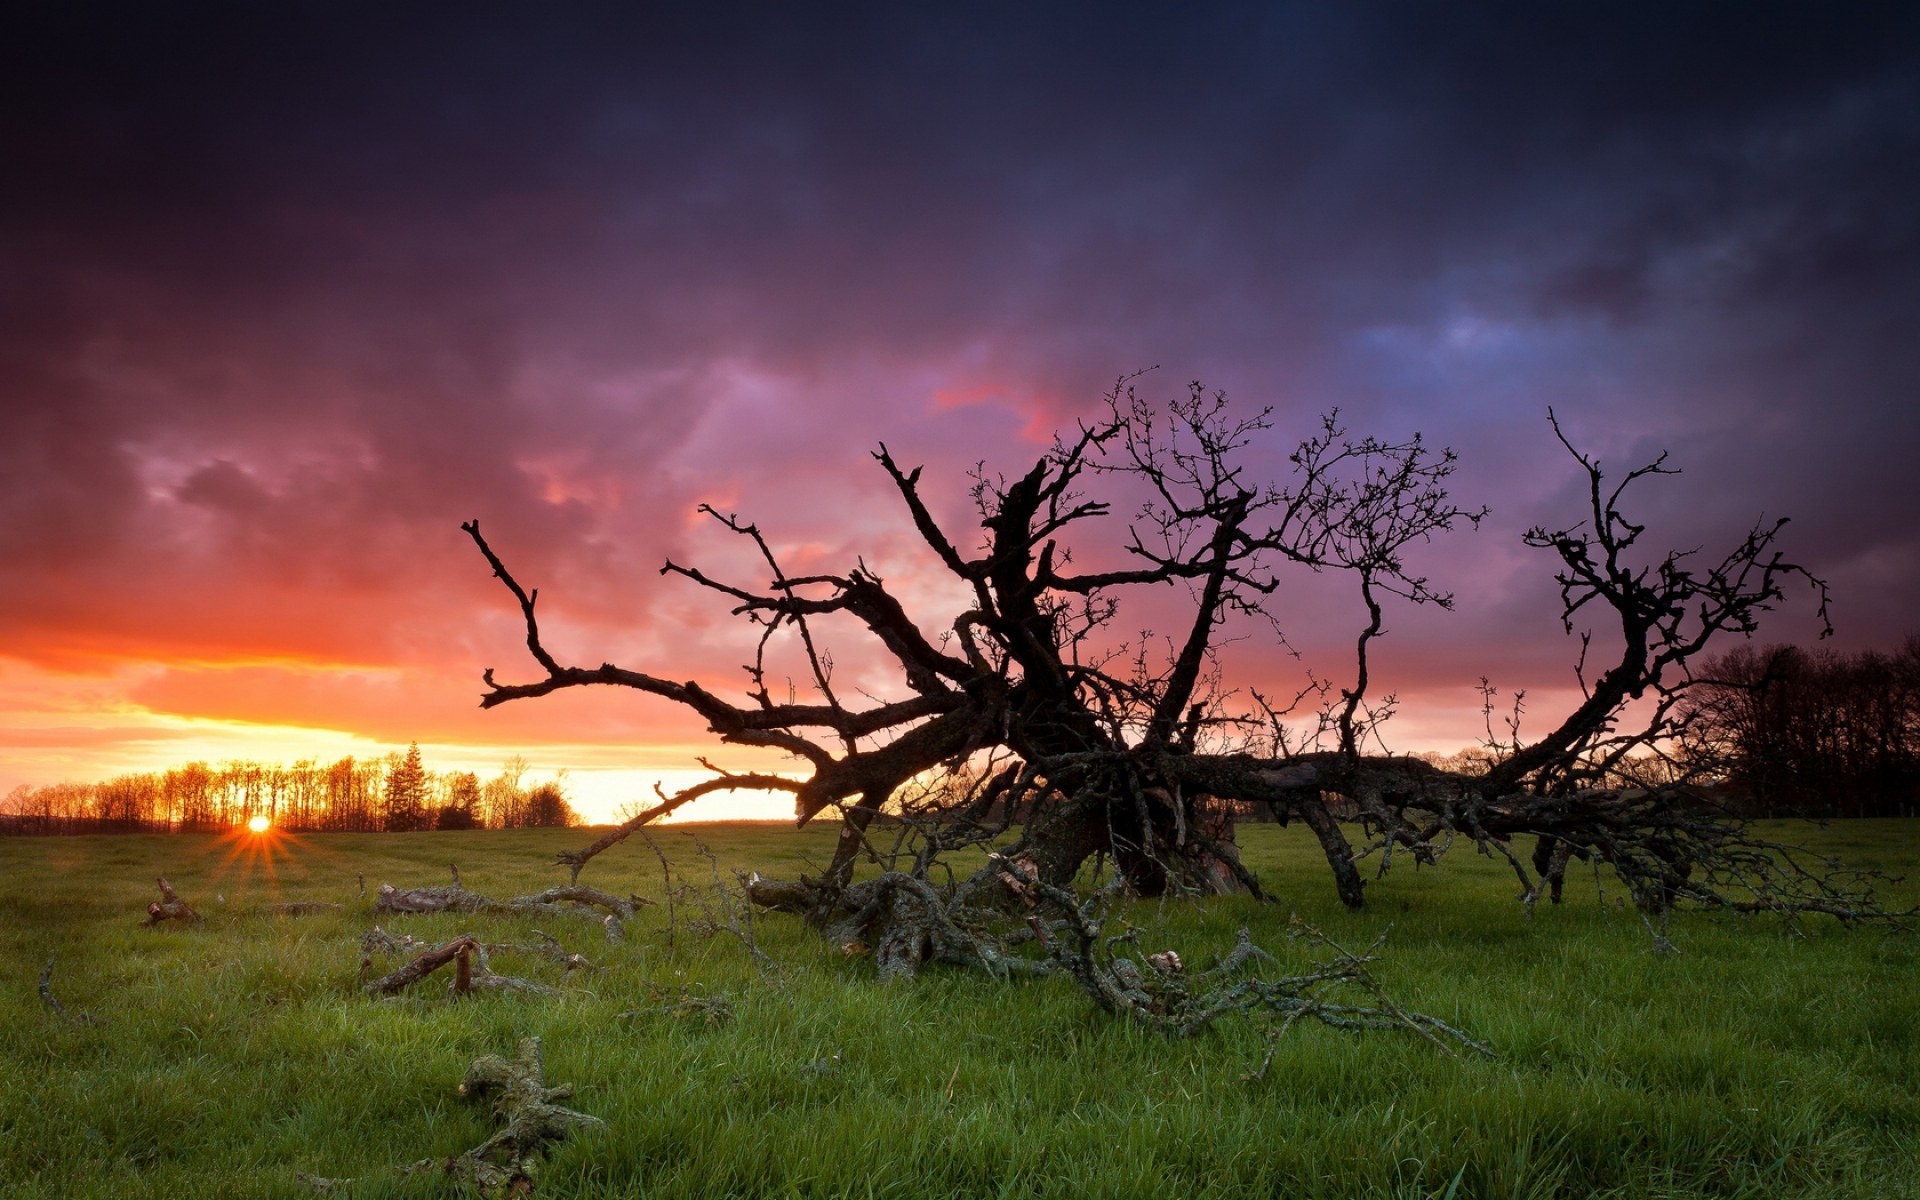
(462, 385, 1896, 945)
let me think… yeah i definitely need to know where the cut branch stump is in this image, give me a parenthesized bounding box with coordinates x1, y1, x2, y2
(299, 1036, 603, 1196)
(141, 877, 201, 927)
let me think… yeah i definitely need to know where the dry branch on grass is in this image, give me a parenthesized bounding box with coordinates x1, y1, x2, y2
(373, 865, 648, 942)
(140, 877, 201, 926)
(36, 954, 98, 1024)
(363, 933, 482, 996)
(135, 877, 358, 925)
(299, 1036, 604, 1197)
(36, 955, 64, 1016)
(360, 929, 577, 998)
(782, 854, 1494, 1056)
(747, 856, 1492, 1058)
(1030, 879, 1494, 1058)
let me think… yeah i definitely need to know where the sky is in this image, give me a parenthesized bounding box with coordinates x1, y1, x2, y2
(3, 3, 1917, 822)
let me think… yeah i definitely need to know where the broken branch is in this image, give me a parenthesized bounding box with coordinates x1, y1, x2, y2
(299, 1036, 602, 1196)
(140, 877, 201, 927)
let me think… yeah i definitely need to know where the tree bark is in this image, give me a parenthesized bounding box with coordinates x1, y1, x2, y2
(1296, 799, 1366, 910)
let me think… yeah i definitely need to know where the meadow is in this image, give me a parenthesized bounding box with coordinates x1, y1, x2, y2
(2, 820, 1915, 1199)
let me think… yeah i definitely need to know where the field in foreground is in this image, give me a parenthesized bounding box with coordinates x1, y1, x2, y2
(1, 821, 1916, 1199)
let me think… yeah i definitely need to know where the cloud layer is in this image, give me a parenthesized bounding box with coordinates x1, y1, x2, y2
(3, 3, 1915, 810)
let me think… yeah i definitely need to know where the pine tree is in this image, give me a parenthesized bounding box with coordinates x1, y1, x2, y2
(384, 743, 428, 832)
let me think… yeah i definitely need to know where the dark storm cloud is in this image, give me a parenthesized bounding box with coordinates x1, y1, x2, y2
(1, 2, 1915, 752)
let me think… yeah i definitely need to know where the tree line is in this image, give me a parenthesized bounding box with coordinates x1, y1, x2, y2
(0, 744, 579, 835)
(1682, 638, 1920, 818)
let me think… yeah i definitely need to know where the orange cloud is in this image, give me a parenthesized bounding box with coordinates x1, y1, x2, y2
(930, 381, 1066, 444)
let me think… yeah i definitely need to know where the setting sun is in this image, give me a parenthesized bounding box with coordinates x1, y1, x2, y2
(247, 815, 271, 834)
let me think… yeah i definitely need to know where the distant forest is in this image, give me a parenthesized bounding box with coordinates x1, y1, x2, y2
(0, 744, 578, 835)
(1403, 641, 1919, 819)
(4, 638, 1916, 835)
(1683, 639, 1920, 818)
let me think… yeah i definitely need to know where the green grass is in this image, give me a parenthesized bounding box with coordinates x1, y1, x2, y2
(2, 821, 1916, 1199)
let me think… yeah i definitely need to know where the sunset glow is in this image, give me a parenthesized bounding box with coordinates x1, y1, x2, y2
(1, 7, 1910, 816)
(3, 12, 1916, 1200)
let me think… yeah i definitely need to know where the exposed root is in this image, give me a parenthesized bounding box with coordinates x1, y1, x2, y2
(140, 877, 201, 927)
(298, 1036, 604, 1197)
(817, 871, 1051, 982)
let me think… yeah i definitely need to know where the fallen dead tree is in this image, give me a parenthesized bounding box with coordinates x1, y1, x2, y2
(299, 1036, 603, 1196)
(462, 382, 1905, 987)
(374, 865, 647, 942)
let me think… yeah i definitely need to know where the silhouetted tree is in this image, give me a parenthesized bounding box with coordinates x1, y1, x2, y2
(464, 377, 1906, 976)
(1684, 640, 1920, 817)
(521, 782, 577, 829)
(482, 757, 530, 829)
(436, 770, 484, 830)
(384, 743, 429, 832)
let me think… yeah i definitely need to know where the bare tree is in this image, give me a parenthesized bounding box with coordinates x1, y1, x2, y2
(462, 380, 1900, 980)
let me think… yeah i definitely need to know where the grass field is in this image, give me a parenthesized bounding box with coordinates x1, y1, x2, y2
(2, 820, 1916, 1199)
